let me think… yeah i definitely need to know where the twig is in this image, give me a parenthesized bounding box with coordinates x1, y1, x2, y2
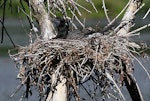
(88, 0, 98, 13)
(88, 45, 99, 77)
(103, 0, 131, 32)
(106, 71, 125, 101)
(133, 55, 150, 80)
(143, 8, 150, 19)
(128, 23, 150, 34)
(102, 0, 110, 23)
(70, 0, 92, 13)
(70, 9, 85, 28)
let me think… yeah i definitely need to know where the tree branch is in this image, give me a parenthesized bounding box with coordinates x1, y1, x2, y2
(116, 0, 143, 36)
(30, 0, 57, 40)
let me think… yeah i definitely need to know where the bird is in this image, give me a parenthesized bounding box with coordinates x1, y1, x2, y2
(66, 27, 96, 39)
(51, 17, 96, 39)
(51, 17, 69, 39)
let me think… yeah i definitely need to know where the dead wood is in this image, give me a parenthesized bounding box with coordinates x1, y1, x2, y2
(8, 0, 150, 101)
(9, 32, 145, 101)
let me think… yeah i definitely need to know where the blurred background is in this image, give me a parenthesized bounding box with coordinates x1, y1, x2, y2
(0, 0, 150, 101)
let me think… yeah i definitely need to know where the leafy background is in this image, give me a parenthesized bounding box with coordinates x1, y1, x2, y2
(0, 0, 150, 18)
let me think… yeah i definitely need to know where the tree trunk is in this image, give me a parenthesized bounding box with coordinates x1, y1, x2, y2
(30, 0, 57, 40)
(30, 1, 67, 101)
(116, 0, 142, 36)
(117, 0, 144, 100)
(46, 74, 67, 101)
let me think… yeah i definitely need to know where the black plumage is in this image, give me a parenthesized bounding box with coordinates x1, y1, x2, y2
(52, 17, 69, 39)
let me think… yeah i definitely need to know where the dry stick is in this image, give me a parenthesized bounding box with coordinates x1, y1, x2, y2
(69, 64, 81, 77)
(70, 0, 92, 13)
(88, 45, 99, 77)
(11, 74, 30, 98)
(128, 23, 150, 34)
(143, 8, 150, 19)
(58, 0, 68, 18)
(47, 0, 50, 14)
(28, 1, 38, 34)
(53, 3, 63, 12)
(133, 3, 145, 15)
(115, 0, 142, 36)
(115, 2, 145, 35)
(88, 0, 98, 13)
(103, 0, 131, 32)
(106, 72, 125, 101)
(68, 0, 94, 29)
(58, 0, 66, 12)
(78, 58, 88, 73)
(19, 8, 38, 34)
(70, 9, 85, 28)
(70, 0, 82, 16)
(70, 15, 78, 30)
(108, 93, 120, 100)
(132, 55, 150, 80)
(10, 0, 149, 101)
(102, 0, 110, 23)
(68, 7, 78, 30)
(49, 10, 56, 17)
(69, 1, 77, 30)
(125, 32, 140, 37)
(113, 38, 145, 101)
(11, 84, 23, 98)
(38, 64, 48, 84)
(123, 43, 150, 79)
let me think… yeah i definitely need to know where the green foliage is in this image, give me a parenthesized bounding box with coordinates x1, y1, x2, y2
(0, 0, 149, 18)
(77, 0, 149, 18)
(77, 0, 129, 18)
(0, 0, 29, 18)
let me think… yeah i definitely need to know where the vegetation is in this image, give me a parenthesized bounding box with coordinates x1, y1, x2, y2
(1, 0, 150, 101)
(0, 0, 150, 18)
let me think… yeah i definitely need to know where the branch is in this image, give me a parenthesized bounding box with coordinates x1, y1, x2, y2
(29, 0, 57, 40)
(115, 0, 143, 36)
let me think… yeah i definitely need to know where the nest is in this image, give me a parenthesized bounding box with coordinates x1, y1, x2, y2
(9, 32, 139, 101)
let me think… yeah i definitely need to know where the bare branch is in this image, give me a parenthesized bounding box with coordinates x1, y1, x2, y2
(9, 0, 149, 101)
(102, 0, 110, 23)
(143, 8, 150, 19)
(116, 0, 143, 36)
(30, 0, 57, 40)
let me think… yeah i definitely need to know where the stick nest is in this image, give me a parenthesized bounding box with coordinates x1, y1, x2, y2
(9, 33, 138, 100)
